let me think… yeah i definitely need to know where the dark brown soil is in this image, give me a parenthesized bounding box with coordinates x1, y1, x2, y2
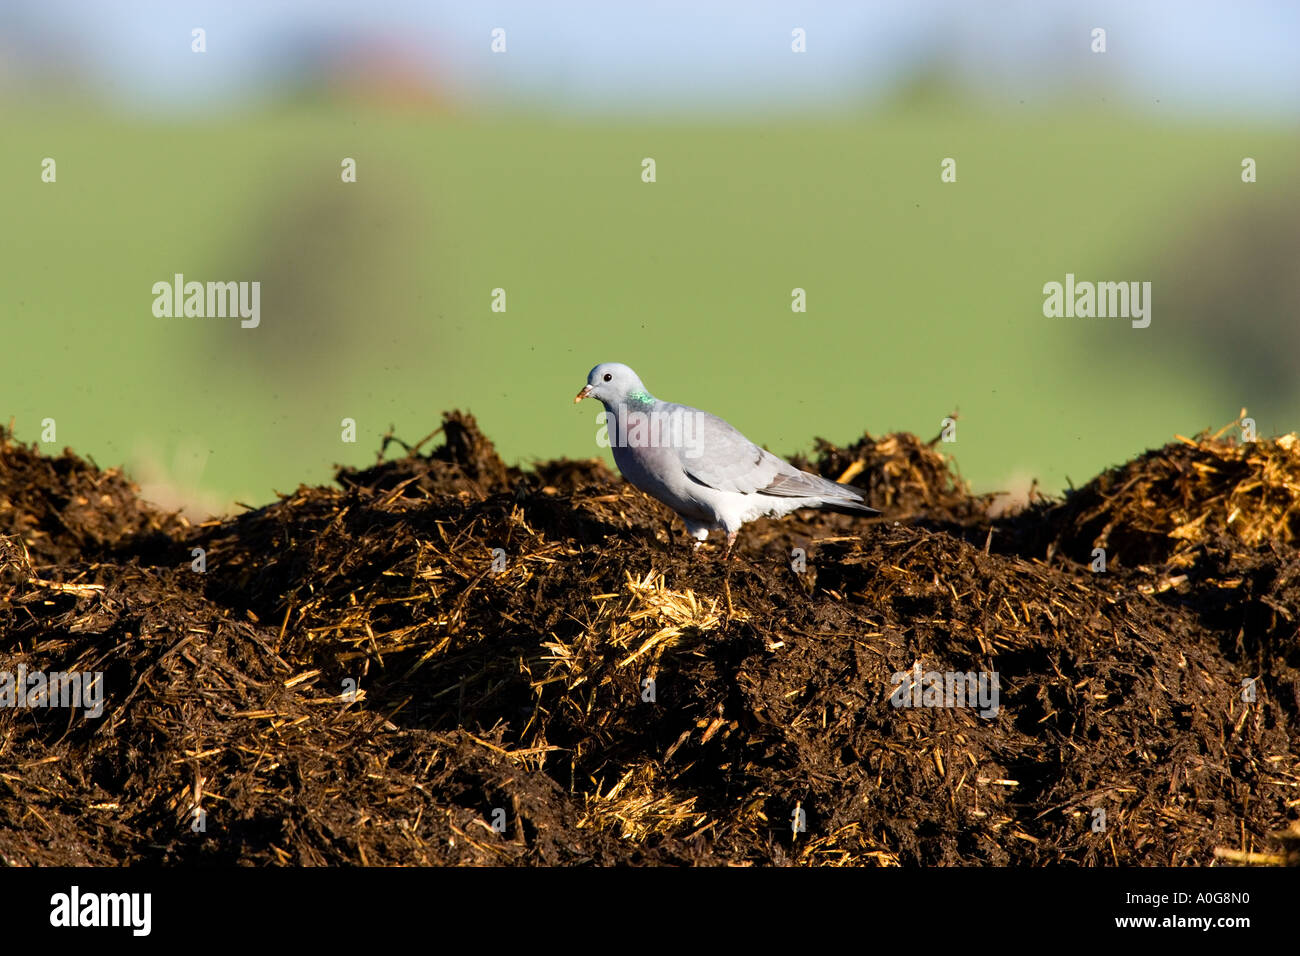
(1, 414, 1297, 866)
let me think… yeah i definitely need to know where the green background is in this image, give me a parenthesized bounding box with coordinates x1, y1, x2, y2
(4, 101, 1297, 514)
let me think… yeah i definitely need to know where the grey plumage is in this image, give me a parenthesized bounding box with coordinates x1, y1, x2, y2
(574, 362, 877, 554)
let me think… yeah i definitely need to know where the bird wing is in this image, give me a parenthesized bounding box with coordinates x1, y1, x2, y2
(674, 405, 867, 502)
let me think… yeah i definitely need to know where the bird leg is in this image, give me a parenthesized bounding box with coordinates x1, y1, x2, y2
(723, 531, 738, 560)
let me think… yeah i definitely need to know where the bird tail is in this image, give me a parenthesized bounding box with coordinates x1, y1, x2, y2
(823, 496, 881, 516)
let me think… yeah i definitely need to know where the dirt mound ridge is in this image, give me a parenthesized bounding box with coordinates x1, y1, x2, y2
(1, 413, 1296, 865)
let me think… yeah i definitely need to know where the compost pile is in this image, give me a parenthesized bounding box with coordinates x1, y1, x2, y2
(1, 413, 1297, 866)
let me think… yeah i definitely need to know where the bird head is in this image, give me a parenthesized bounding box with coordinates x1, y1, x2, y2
(574, 362, 653, 407)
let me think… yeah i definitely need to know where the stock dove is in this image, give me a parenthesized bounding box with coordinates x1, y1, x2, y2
(574, 362, 877, 556)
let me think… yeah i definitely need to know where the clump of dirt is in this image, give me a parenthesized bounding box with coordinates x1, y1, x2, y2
(1009, 421, 1300, 567)
(0, 434, 185, 566)
(0, 413, 1296, 866)
(793, 426, 995, 526)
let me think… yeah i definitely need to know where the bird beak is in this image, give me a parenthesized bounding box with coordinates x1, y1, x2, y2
(574, 384, 592, 404)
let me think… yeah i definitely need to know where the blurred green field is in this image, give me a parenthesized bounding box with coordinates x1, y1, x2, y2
(3, 101, 1297, 514)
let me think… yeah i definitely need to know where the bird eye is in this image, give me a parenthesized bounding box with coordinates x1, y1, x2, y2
(603, 373, 612, 382)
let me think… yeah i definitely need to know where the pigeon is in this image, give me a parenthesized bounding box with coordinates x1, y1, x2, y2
(574, 362, 878, 556)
